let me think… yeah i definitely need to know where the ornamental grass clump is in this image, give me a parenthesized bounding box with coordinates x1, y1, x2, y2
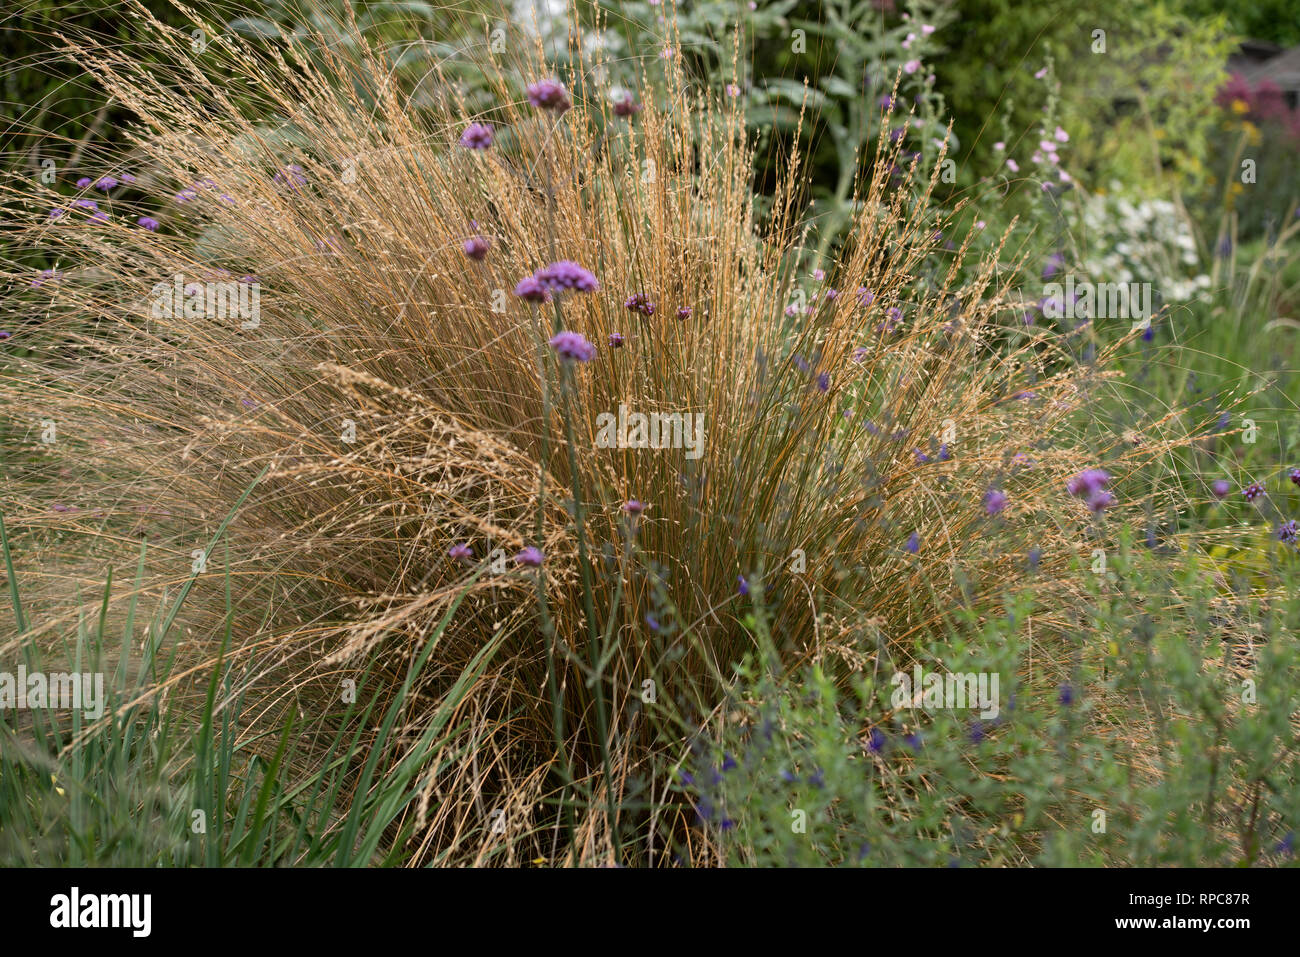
(0, 1, 1217, 864)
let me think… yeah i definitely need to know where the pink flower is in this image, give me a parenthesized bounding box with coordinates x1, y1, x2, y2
(904, 59, 921, 75)
(1006, 159, 1019, 172)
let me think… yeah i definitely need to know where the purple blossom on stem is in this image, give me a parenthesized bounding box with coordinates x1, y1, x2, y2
(526, 78, 571, 113)
(624, 292, 655, 315)
(984, 488, 1008, 515)
(535, 260, 599, 293)
(1243, 482, 1265, 502)
(449, 542, 473, 562)
(514, 547, 544, 567)
(676, 306, 691, 321)
(458, 122, 494, 149)
(1212, 479, 1231, 499)
(94, 176, 119, 192)
(1066, 469, 1110, 498)
(462, 235, 490, 260)
(137, 216, 160, 231)
(613, 96, 641, 117)
(549, 330, 597, 362)
(608, 332, 625, 348)
(513, 276, 552, 303)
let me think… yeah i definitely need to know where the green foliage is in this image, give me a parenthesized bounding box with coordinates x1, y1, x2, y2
(680, 546, 1300, 866)
(1175, 0, 1300, 47)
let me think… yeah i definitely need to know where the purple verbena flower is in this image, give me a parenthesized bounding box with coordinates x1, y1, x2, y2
(526, 78, 571, 113)
(676, 306, 691, 321)
(513, 276, 552, 303)
(1086, 489, 1115, 513)
(984, 488, 1008, 515)
(458, 122, 494, 149)
(624, 292, 655, 315)
(514, 546, 544, 567)
(1243, 482, 1265, 502)
(1212, 479, 1231, 499)
(612, 96, 641, 117)
(608, 332, 625, 348)
(535, 260, 599, 293)
(449, 542, 473, 562)
(1066, 469, 1110, 498)
(137, 216, 160, 231)
(462, 235, 490, 260)
(622, 499, 646, 517)
(1277, 520, 1298, 544)
(904, 531, 920, 553)
(549, 330, 596, 362)
(94, 176, 119, 191)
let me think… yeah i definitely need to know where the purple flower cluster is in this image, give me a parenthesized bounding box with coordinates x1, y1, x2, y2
(624, 292, 655, 316)
(1067, 468, 1114, 513)
(549, 330, 597, 362)
(513, 276, 551, 303)
(984, 488, 1008, 516)
(1243, 482, 1265, 502)
(1277, 520, 1298, 544)
(458, 122, 494, 149)
(515, 546, 545, 567)
(462, 235, 490, 260)
(527, 79, 571, 113)
(534, 260, 599, 293)
(613, 96, 642, 118)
